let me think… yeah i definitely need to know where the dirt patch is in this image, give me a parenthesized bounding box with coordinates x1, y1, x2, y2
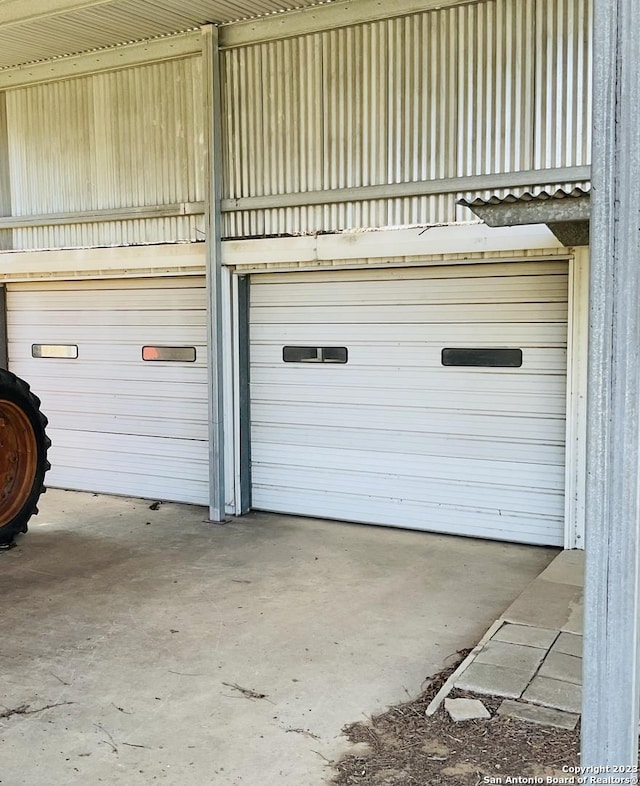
(331, 651, 580, 786)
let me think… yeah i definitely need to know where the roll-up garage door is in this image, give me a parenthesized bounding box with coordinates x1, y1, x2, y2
(7, 276, 208, 504)
(250, 261, 568, 546)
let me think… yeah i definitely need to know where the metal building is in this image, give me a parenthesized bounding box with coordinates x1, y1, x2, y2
(0, 0, 593, 547)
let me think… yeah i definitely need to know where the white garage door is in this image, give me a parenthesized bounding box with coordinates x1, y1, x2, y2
(250, 261, 568, 546)
(7, 276, 209, 504)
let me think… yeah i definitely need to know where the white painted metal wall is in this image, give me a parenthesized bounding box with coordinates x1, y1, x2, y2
(221, 0, 592, 236)
(4, 56, 205, 250)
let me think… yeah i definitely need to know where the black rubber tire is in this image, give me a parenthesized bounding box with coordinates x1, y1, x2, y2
(0, 369, 51, 545)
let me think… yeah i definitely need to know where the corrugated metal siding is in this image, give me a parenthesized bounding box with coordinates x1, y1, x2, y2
(222, 0, 592, 237)
(6, 56, 205, 250)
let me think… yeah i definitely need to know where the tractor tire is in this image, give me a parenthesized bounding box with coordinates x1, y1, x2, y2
(0, 369, 50, 545)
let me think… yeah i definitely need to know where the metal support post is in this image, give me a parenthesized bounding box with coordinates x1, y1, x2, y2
(202, 24, 225, 522)
(582, 0, 640, 769)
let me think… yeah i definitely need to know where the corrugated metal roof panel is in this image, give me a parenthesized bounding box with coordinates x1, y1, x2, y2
(0, 0, 338, 69)
(459, 185, 591, 207)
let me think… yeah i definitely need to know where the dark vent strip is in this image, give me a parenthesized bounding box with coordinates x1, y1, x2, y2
(441, 348, 523, 368)
(283, 346, 348, 364)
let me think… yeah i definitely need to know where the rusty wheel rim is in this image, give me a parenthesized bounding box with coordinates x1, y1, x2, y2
(0, 400, 37, 527)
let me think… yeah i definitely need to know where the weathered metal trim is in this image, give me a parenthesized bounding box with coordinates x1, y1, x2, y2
(219, 0, 472, 49)
(468, 196, 590, 228)
(236, 275, 251, 514)
(564, 247, 589, 549)
(582, 0, 640, 770)
(0, 31, 202, 90)
(202, 24, 226, 523)
(221, 167, 591, 212)
(0, 202, 205, 229)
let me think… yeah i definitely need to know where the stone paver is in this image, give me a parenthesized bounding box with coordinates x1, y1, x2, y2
(445, 698, 490, 722)
(503, 579, 583, 632)
(438, 551, 586, 721)
(522, 675, 582, 714)
(475, 640, 545, 673)
(552, 632, 583, 658)
(454, 662, 532, 699)
(497, 699, 579, 730)
(492, 623, 558, 650)
(564, 600, 584, 635)
(538, 651, 582, 685)
(537, 550, 584, 587)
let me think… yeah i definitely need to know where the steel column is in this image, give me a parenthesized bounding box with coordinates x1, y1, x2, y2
(202, 24, 225, 522)
(582, 0, 640, 769)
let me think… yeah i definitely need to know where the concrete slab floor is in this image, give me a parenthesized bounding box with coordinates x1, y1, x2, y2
(0, 490, 557, 786)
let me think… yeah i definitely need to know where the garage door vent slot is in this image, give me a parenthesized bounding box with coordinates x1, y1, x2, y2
(283, 346, 348, 364)
(441, 348, 523, 368)
(32, 344, 78, 359)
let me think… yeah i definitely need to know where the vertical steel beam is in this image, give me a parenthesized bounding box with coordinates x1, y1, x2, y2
(0, 285, 7, 370)
(236, 275, 251, 513)
(202, 25, 225, 522)
(582, 0, 640, 768)
(0, 92, 11, 250)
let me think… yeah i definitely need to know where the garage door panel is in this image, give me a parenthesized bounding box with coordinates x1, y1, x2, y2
(49, 413, 207, 440)
(250, 323, 568, 345)
(252, 444, 564, 489)
(251, 402, 565, 442)
(250, 261, 568, 545)
(9, 325, 207, 345)
(251, 302, 568, 325)
(8, 309, 207, 328)
(252, 424, 565, 464)
(251, 466, 563, 517)
(251, 487, 564, 547)
(9, 288, 205, 311)
(8, 368, 208, 397)
(31, 390, 207, 418)
(50, 432, 209, 475)
(257, 261, 570, 284)
(250, 368, 567, 396)
(251, 275, 569, 306)
(7, 276, 209, 505)
(49, 467, 209, 505)
(251, 382, 566, 416)
(12, 356, 207, 382)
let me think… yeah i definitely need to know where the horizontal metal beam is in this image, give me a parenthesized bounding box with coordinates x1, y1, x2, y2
(0, 202, 205, 229)
(222, 166, 592, 212)
(219, 0, 472, 49)
(0, 168, 591, 229)
(0, 31, 201, 90)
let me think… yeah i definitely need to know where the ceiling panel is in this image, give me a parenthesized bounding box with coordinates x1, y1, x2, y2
(0, 0, 335, 69)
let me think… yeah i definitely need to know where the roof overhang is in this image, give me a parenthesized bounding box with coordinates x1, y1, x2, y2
(460, 187, 590, 247)
(0, 0, 473, 71)
(0, 0, 333, 70)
